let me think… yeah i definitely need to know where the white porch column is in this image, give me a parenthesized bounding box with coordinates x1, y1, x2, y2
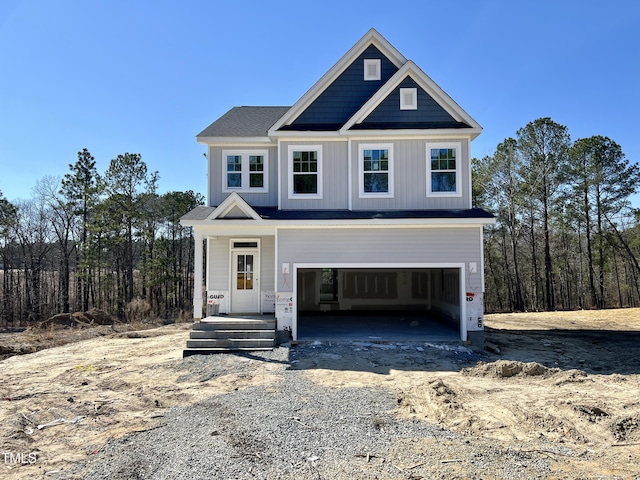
(193, 233, 204, 320)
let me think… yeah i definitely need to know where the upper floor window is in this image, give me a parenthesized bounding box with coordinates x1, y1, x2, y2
(222, 150, 268, 193)
(426, 142, 462, 197)
(288, 145, 323, 199)
(358, 143, 394, 198)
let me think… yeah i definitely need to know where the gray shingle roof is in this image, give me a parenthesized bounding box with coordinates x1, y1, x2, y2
(180, 205, 215, 221)
(197, 106, 290, 138)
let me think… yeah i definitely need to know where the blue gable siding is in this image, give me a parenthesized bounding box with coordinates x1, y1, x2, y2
(284, 45, 398, 131)
(352, 77, 470, 130)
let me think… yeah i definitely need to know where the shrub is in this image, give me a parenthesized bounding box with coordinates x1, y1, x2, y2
(124, 298, 154, 324)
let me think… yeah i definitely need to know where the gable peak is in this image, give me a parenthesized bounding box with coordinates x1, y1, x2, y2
(269, 29, 407, 133)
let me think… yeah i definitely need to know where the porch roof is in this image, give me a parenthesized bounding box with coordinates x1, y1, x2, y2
(252, 206, 494, 220)
(180, 205, 495, 225)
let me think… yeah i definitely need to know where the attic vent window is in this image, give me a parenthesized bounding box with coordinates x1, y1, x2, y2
(400, 87, 417, 110)
(364, 59, 381, 81)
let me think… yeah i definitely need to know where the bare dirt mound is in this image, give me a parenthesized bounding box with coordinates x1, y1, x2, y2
(462, 360, 559, 378)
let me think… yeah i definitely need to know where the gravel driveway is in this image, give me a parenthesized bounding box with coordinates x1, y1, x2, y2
(67, 342, 558, 479)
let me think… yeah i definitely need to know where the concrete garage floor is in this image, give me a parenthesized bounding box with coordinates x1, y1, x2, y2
(297, 311, 460, 342)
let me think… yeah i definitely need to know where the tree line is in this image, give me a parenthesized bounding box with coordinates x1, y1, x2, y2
(2, 121, 639, 325)
(0, 149, 204, 326)
(473, 117, 640, 312)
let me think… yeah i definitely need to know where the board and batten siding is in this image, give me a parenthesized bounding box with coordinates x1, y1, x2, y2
(207, 236, 229, 290)
(350, 138, 471, 210)
(275, 227, 482, 293)
(279, 141, 349, 210)
(260, 236, 275, 293)
(208, 145, 279, 207)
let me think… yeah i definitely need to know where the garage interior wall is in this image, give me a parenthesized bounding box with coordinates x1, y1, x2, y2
(297, 267, 460, 325)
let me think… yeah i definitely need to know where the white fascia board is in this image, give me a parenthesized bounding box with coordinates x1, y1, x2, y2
(268, 130, 343, 139)
(344, 133, 476, 142)
(274, 218, 496, 228)
(341, 61, 482, 133)
(342, 128, 483, 140)
(184, 217, 495, 228)
(295, 261, 466, 270)
(271, 129, 482, 140)
(197, 136, 274, 145)
(269, 29, 407, 134)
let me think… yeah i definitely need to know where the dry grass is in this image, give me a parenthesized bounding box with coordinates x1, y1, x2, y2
(124, 298, 156, 324)
(0, 318, 170, 361)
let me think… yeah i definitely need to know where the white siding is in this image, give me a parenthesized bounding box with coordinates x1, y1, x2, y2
(275, 227, 482, 293)
(350, 138, 471, 210)
(207, 236, 230, 290)
(279, 141, 349, 210)
(207, 137, 473, 211)
(208, 146, 279, 207)
(261, 235, 275, 292)
(207, 235, 275, 292)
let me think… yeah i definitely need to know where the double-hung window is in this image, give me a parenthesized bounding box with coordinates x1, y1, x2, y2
(359, 144, 394, 198)
(222, 150, 268, 193)
(288, 145, 322, 199)
(426, 142, 462, 197)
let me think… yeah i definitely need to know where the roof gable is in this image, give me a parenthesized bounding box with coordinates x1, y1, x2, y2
(282, 44, 399, 131)
(269, 28, 406, 133)
(341, 61, 482, 135)
(353, 76, 465, 129)
(209, 192, 262, 221)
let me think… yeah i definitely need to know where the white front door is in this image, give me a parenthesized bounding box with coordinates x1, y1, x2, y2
(231, 249, 260, 313)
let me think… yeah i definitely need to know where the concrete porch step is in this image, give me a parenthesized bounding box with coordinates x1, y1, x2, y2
(186, 338, 275, 349)
(190, 329, 275, 340)
(193, 319, 276, 331)
(184, 315, 277, 355)
(183, 347, 274, 357)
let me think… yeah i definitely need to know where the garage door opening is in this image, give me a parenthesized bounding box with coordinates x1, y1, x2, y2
(296, 267, 462, 341)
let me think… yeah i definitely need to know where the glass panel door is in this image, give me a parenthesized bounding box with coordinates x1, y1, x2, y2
(231, 249, 260, 313)
(236, 254, 254, 290)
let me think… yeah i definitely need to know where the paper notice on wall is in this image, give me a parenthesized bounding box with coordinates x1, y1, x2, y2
(466, 291, 484, 331)
(207, 290, 228, 314)
(275, 293, 293, 330)
(262, 291, 276, 313)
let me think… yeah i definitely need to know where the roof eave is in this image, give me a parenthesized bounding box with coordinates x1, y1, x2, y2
(197, 136, 275, 145)
(340, 127, 483, 139)
(182, 216, 496, 228)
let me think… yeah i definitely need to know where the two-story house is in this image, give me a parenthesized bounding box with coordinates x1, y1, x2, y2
(180, 28, 495, 350)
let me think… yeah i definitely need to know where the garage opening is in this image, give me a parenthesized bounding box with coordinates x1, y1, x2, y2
(296, 268, 461, 341)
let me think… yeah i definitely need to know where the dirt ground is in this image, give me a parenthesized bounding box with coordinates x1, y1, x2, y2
(1, 309, 640, 479)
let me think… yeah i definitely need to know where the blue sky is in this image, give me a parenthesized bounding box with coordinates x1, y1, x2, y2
(1, 0, 638, 204)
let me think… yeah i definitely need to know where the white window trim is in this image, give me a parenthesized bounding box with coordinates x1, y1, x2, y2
(222, 150, 269, 193)
(288, 145, 323, 199)
(426, 142, 463, 198)
(400, 87, 417, 110)
(364, 59, 381, 81)
(358, 143, 394, 198)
